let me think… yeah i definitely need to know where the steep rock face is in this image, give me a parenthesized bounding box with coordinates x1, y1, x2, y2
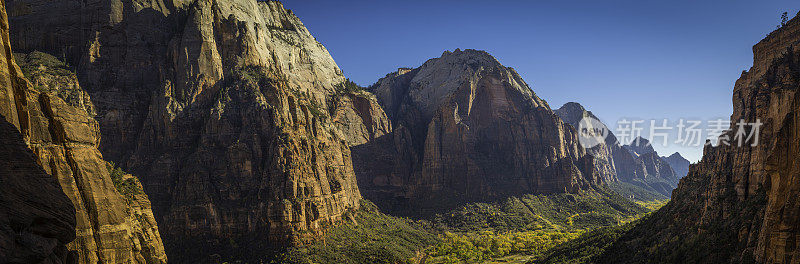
(600, 12, 800, 263)
(663, 152, 690, 179)
(0, 1, 166, 262)
(621, 137, 679, 197)
(0, 117, 77, 264)
(7, 0, 378, 261)
(553, 102, 617, 184)
(555, 103, 680, 197)
(622, 136, 656, 156)
(329, 86, 392, 146)
(0, 3, 76, 262)
(357, 49, 601, 215)
(2, 50, 168, 263)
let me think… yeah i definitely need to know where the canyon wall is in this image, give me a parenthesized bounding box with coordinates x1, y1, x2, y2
(0, 26, 76, 262)
(355, 49, 602, 215)
(555, 102, 683, 197)
(7, 0, 383, 261)
(600, 12, 800, 263)
(1, 0, 166, 262)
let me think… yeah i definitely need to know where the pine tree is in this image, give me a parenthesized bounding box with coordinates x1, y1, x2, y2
(781, 12, 789, 27)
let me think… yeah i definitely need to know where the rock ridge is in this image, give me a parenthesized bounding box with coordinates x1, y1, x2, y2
(355, 49, 602, 215)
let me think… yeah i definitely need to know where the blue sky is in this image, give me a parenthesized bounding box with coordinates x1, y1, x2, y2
(285, 0, 798, 161)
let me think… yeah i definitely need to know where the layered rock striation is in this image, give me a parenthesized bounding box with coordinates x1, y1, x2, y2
(1, 0, 167, 262)
(599, 12, 800, 263)
(355, 49, 602, 215)
(8, 0, 382, 261)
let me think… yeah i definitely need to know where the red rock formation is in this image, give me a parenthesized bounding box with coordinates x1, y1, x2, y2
(599, 12, 800, 264)
(0, 0, 166, 262)
(356, 49, 602, 215)
(7, 0, 381, 261)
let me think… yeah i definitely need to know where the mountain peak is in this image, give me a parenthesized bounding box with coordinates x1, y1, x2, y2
(559, 102, 587, 112)
(554, 102, 596, 128)
(668, 152, 686, 160)
(435, 48, 503, 69)
(623, 136, 655, 156)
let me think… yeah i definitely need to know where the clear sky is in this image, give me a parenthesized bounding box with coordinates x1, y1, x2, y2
(285, 0, 798, 162)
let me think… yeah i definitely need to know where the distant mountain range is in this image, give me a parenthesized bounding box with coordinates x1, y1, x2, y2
(1, 1, 796, 263)
(555, 103, 688, 198)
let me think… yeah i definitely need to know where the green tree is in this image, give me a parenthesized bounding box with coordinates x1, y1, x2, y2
(782, 12, 789, 27)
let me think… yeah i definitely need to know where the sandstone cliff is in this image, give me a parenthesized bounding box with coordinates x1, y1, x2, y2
(599, 12, 800, 263)
(0, 117, 77, 264)
(2, 51, 168, 264)
(0, 3, 76, 263)
(355, 49, 602, 215)
(7, 0, 381, 261)
(554, 103, 681, 197)
(1, 0, 167, 262)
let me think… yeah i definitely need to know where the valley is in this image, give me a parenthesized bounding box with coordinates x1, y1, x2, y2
(0, 1, 797, 264)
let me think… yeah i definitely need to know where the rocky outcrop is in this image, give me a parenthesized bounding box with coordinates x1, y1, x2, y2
(355, 49, 602, 215)
(2, 51, 168, 263)
(7, 0, 377, 261)
(1, 0, 166, 262)
(329, 81, 392, 146)
(663, 152, 690, 179)
(599, 12, 800, 263)
(553, 102, 618, 184)
(555, 103, 680, 198)
(622, 136, 656, 157)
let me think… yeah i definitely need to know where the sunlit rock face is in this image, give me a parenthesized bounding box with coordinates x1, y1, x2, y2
(7, 0, 381, 261)
(355, 49, 603, 216)
(0, 45, 76, 262)
(1, 1, 167, 262)
(599, 12, 800, 264)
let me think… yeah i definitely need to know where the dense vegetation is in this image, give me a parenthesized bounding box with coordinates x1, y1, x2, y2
(535, 220, 638, 263)
(431, 188, 649, 233)
(590, 181, 766, 264)
(282, 200, 438, 264)
(15, 51, 73, 78)
(284, 186, 666, 264)
(428, 230, 581, 263)
(607, 181, 667, 203)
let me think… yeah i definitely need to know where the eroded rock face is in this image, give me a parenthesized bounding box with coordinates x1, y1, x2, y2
(600, 12, 800, 264)
(553, 102, 617, 184)
(8, 0, 376, 261)
(0, 4, 76, 263)
(330, 87, 392, 147)
(555, 103, 680, 197)
(0, 1, 166, 262)
(356, 49, 601, 215)
(3, 52, 168, 263)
